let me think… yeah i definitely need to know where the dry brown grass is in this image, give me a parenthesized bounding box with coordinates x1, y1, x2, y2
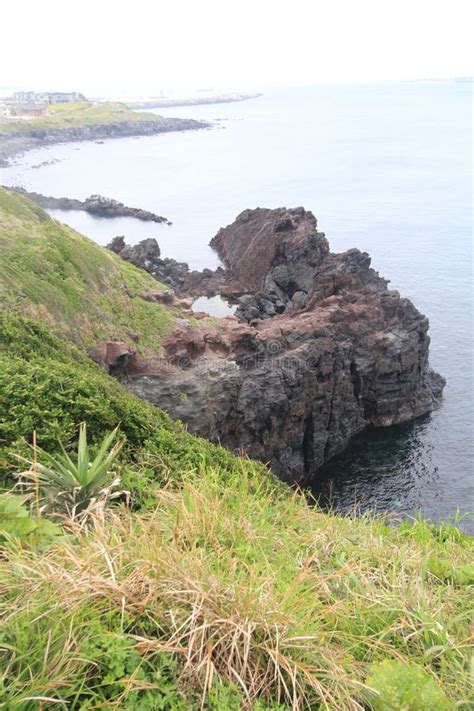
(2, 469, 472, 709)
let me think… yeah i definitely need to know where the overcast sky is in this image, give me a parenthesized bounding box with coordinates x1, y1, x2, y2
(2, 0, 473, 96)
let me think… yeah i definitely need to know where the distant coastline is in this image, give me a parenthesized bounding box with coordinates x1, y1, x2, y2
(0, 102, 209, 166)
(124, 92, 262, 110)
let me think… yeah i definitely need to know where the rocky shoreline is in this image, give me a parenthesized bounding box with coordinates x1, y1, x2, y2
(89, 207, 445, 484)
(0, 116, 209, 166)
(6, 187, 171, 224)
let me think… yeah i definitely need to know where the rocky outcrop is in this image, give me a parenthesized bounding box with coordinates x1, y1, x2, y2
(7, 188, 170, 223)
(107, 235, 230, 294)
(211, 207, 330, 320)
(94, 207, 445, 484)
(0, 116, 208, 164)
(108, 236, 190, 291)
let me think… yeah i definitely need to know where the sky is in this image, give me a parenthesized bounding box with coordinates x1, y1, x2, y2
(2, 0, 473, 96)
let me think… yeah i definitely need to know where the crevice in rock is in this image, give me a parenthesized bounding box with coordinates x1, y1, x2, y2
(302, 410, 316, 477)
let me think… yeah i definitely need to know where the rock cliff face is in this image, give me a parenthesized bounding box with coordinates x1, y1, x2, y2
(94, 207, 445, 484)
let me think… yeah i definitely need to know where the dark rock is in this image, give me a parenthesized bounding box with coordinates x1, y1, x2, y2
(107, 237, 190, 292)
(292, 291, 307, 310)
(7, 187, 169, 224)
(154, 290, 175, 305)
(272, 264, 290, 289)
(103, 206, 445, 485)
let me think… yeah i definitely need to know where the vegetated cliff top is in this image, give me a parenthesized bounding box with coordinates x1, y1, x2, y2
(0, 189, 472, 708)
(0, 187, 186, 351)
(0, 310, 472, 709)
(0, 101, 166, 135)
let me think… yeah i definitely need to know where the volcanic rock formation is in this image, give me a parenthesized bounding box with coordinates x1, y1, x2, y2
(96, 207, 445, 483)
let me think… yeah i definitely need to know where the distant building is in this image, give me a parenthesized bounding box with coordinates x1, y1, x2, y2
(12, 91, 89, 106)
(18, 106, 45, 117)
(0, 102, 13, 117)
(12, 91, 36, 104)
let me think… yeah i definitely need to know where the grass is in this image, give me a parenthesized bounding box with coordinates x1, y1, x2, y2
(0, 311, 237, 492)
(0, 190, 472, 708)
(0, 101, 164, 135)
(0, 313, 472, 708)
(0, 466, 472, 708)
(0, 187, 181, 351)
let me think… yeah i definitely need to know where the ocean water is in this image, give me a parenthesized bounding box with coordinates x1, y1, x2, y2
(2, 81, 472, 530)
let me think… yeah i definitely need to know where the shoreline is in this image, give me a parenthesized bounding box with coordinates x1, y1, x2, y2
(0, 115, 209, 166)
(124, 91, 262, 109)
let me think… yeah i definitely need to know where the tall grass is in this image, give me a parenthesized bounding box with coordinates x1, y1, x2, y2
(1, 463, 472, 709)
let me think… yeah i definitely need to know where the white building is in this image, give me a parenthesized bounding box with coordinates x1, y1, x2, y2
(13, 91, 88, 106)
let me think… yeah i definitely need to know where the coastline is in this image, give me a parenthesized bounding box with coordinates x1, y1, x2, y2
(0, 115, 209, 166)
(124, 91, 262, 109)
(4, 187, 172, 224)
(2, 82, 471, 530)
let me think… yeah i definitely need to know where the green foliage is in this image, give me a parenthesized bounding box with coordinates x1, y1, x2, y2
(366, 659, 452, 710)
(17, 423, 124, 519)
(398, 515, 473, 547)
(1, 466, 471, 708)
(426, 554, 474, 587)
(0, 494, 61, 542)
(78, 630, 189, 709)
(0, 187, 176, 352)
(0, 589, 261, 710)
(0, 594, 187, 709)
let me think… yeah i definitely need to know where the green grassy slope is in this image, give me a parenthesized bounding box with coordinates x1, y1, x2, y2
(0, 312, 250, 491)
(0, 313, 472, 709)
(0, 188, 180, 351)
(0, 101, 165, 134)
(0, 190, 472, 709)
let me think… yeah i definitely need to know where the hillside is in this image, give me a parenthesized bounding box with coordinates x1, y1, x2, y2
(0, 188, 186, 351)
(0, 102, 168, 135)
(0, 190, 472, 709)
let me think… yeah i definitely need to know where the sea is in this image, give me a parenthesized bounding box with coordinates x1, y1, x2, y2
(2, 80, 472, 530)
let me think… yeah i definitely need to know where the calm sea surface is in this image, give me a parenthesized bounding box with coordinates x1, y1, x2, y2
(2, 81, 472, 530)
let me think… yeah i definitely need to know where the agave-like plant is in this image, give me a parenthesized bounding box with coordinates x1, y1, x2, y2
(17, 423, 125, 521)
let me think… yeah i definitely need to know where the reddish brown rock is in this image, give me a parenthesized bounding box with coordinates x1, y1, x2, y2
(211, 206, 329, 296)
(88, 341, 134, 371)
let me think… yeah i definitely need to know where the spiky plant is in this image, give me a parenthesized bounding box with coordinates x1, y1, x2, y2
(16, 423, 125, 521)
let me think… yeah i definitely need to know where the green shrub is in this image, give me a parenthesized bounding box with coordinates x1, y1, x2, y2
(426, 554, 474, 587)
(0, 494, 61, 543)
(366, 659, 452, 710)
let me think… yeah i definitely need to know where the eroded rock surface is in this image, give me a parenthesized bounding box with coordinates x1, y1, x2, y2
(95, 207, 445, 483)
